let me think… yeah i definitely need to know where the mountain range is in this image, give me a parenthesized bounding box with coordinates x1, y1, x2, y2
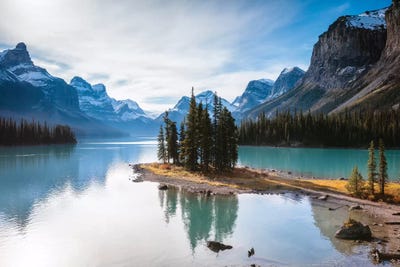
(0, 0, 398, 137)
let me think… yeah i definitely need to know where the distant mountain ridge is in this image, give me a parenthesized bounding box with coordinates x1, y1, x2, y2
(157, 90, 235, 125)
(232, 67, 304, 119)
(0, 43, 154, 136)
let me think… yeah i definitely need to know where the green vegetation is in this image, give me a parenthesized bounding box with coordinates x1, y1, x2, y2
(157, 126, 167, 163)
(379, 138, 388, 196)
(158, 88, 238, 172)
(345, 166, 364, 197)
(346, 139, 390, 200)
(0, 117, 76, 145)
(367, 140, 376, 195)
(239, 110, 400, 147)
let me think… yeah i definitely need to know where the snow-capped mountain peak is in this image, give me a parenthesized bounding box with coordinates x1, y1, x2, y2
(346, 8, 388, 30)
(0, 43, 58, 87)
(0, 42, 33, 68)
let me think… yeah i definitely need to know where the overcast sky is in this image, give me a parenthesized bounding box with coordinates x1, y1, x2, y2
(0, 0, 391, 113)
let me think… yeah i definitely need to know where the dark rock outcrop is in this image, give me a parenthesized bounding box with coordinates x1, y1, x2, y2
(158, 184, 168, 190)
(335, 219, 372, 240)
(206, 241, 232, 253)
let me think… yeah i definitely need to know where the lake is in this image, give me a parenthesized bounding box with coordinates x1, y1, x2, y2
(0, 139, 397, 266)
(239, 145, 400, 180)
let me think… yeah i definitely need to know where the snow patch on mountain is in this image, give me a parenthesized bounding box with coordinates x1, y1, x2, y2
(346, 8, 387, 30)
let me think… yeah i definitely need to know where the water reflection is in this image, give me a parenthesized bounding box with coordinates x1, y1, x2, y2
(0, 141, 156, 229)
(310, 199, 383, 266)
(159, 188, 238, 251)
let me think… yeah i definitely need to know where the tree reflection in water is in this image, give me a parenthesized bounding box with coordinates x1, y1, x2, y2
(159, 188, 238, 250)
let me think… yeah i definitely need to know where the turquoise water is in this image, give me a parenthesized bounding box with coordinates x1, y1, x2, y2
(0, 140, 395, 266)
(239, 146, 400, 180)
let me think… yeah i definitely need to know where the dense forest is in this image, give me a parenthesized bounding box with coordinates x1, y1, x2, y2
(0, 117, 77, 146)
(239, 110, 400, 148)
(158, 89, 238, 172)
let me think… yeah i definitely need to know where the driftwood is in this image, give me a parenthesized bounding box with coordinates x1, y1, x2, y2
(384, 222, 400, 225)
(371, 249, 400, 262)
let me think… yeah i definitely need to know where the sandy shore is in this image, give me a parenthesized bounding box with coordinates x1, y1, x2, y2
(133, 163, 400, 260)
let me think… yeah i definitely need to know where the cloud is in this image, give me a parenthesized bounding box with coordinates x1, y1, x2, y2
(0, 0, 304, 113)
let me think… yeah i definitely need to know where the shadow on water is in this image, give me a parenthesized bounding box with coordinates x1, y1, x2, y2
(159, 187, 238, 251)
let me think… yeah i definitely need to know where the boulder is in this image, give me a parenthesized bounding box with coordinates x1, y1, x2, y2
(335, 219, 372, 240)
(158, 184, 168, 190)
(206, 241, 232, 253)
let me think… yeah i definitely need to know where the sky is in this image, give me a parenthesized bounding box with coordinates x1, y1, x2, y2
(0, 0, 392, 114)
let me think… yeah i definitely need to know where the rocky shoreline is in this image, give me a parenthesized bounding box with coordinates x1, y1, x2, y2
(132, 163, 400, 263)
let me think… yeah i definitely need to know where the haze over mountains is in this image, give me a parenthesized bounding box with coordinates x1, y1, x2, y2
(0, 1, 398, 137)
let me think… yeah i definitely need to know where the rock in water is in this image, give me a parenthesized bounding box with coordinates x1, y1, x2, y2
(158, 184, 168, 190)
(248, 247, 255, 257)
(335, 219, 372, 240)
(206, 241, 232, 253)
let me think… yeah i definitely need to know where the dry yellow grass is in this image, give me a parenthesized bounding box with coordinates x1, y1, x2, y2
(142, 163, 400, 203)
(302, 179, 349, 194)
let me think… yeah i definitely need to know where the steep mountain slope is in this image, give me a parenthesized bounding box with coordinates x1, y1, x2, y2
(0, 43, 113, 136)
(232, 79, 274, 113)
(332, 1, 400, 112)
(70, 76, 156, 135)
(233, 67, 304, 119)
(70, 77, 117, 121)
(0, 43, 80, 114)
(271, 67, 305, 97)
(156, 90, 235, 125)
(246, 7, 388, 118)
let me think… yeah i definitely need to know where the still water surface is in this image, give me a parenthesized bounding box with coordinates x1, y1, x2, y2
(0, 140, 396, 266)
(239, 146, 400, 179)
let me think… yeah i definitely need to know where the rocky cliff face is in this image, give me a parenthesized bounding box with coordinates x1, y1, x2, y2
(232, 79, 274, 113)
(246, 7, 389, 118)
(70, 76, 117, 121)
(333, 1, 400, 112)
(271, 67, 305, 97)
(305, 9, 386, 90)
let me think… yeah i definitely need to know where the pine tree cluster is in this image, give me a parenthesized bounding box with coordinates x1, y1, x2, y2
(0, 117, 77, 145)
(158, 89, 238, 172)
(348, 139, 388, 198)
(239, 110, 400, 147)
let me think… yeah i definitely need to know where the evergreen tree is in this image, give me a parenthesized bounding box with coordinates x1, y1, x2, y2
(199, 105, 212, 171)
(346, 166, 365, 197)
(157, 126, 167, 163)
(184, 87, 198, 170)
(168, 121, 179, 164)
(179, 120, 186, 165)
(379, 138, 388, 196)
(158, 89, 238, 173)
(163, 111, 172, 162)
(367, 140, 376, 195)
